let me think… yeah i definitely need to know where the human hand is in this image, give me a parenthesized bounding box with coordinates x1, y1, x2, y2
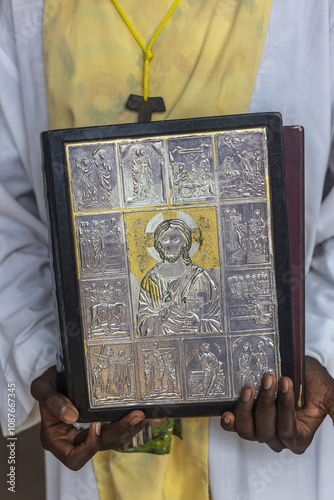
(31, 366, 162, 470)
(221, 356, 334, 454)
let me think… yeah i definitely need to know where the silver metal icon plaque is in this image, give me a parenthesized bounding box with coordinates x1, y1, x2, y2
(64, 126, 282, 411)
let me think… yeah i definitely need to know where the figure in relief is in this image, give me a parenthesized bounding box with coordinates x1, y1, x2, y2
(143, 353, 155, 394)
(115, 350, 132, 396)
(248, 301, 272, 325)
(91, 220, 105, 269)
(173, 163, 191, 198)
(188, 342, 225, 397)
(95, 149, 112, 204)
(78, 221, 91, 271)
(197, 343, 222, 397)
(225, 209, 246, 261)
(236, 150, 254, 182)
(109, 218, 121, 244)
(165, 352, 177, 392)
(137, 219, 221, 336)
(152, 343, 166, 391)
(253, 340, 269, 385)
(222, 155, 240, 183)
(92, 359, 104, 398)
(237, 342, 254, 387)
(104, 347, 117, 395)
(248, 209, 267, 256)
(77, 157, 97, 206)
(130, 147, 157, 203)
(142, 344, 179, 396)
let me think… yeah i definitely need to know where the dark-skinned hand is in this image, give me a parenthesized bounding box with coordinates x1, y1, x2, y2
(31, 366, 163, 470)
(221, 356, 334, 454)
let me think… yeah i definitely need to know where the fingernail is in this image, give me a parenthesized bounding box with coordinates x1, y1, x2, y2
(223, 416, 231, 425)
(280, 378, 289, 393)
(262, 373, 273, 390)
(61, 405, 79, 423)
(95, 422, 101, 436)
(130, 415, 144, 426)
(241, 388, 252, 402)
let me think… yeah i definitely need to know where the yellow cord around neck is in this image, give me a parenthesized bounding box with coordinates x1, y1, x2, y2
(111, 0, 182, 101)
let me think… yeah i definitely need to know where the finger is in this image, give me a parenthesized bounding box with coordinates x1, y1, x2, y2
(119, 410, 145, 428)
(276, 377, 299, 450)
(221, 411, 236, 432)
(254, 373, 277, 441)
(254, 373, 284, 452)
(100, 411, 146, 449)
(234, 386, 256, 440)
(31, 368, 79, 424)
(55, 422, 101, 471)
(71, 411, 148, 449)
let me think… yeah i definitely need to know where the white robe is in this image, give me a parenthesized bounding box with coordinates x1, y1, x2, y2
(1, 1, 334, 499)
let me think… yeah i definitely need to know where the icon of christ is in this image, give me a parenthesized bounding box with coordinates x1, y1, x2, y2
(137, 219, 221, 336)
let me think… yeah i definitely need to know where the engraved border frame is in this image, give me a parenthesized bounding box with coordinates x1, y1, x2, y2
(42, 113, 294, 421)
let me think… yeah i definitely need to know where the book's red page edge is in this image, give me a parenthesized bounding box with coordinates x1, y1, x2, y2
(283, 125, 305, 406)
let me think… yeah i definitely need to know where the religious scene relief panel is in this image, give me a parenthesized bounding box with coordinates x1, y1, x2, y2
(67, 143, 119, 211)
(222, 202, 270, 266)
(225, 269, 276, 332)
(88, 342, 137, 407)
(166, 135, 216, 204)
(80, 278, 132, 340)
(75, 213, 126, 278)
(136, 340, 183, 402)
(183, 337, 229, 401)
(118, 139, 166, 206)
(231, 334, 277, 397)
(215, 129, 267, 200)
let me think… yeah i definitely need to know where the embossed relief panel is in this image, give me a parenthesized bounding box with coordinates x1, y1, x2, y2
(225, 269, 276, 332)
(117, 139, 167, 207)
(230, 333, 278, 397)
(215, 129, 267, 200)
(79, 278, 132, 340)
(136, 339, 183, 402)
(75, 213, 127, 278)
(221, 202, 271, 266)
(183, 337, 230, 401)
(67, 143, 119, 212)
(88, 342, 137, 408)
(166, 135, 216, 204)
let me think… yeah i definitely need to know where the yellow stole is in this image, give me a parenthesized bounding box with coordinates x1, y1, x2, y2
(43, 1, 272, 498)
(44, 0, 272, 128)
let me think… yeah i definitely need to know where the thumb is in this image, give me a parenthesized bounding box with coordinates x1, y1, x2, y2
(221, 412, 236, 432)
(31, 366, 79, 424)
